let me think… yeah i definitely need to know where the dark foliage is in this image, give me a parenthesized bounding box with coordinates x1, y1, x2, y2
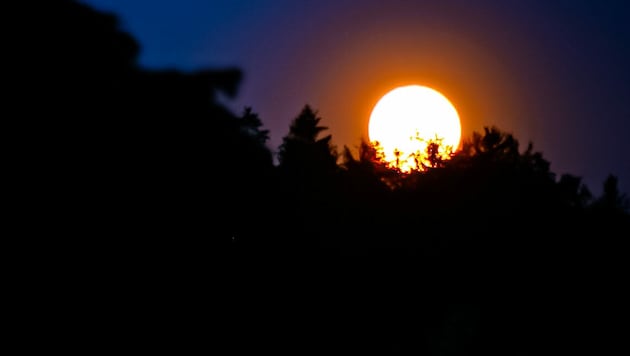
(29, 2, 629, 355)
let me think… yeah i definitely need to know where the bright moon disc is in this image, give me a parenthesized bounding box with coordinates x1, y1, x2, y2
(368, 85, 461, 171)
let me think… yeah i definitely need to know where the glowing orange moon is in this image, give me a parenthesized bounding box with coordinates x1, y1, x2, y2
(368, 85, 461, 171)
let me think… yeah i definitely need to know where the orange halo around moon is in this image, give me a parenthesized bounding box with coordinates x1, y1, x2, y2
(368, 85, 461, 171)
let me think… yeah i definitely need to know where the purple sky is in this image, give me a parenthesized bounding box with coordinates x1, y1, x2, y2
(81, 0, 629, 195)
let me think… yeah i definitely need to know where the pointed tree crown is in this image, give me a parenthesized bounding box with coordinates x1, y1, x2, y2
(285, 105, 328, 144)
(278, 105, 337, 172)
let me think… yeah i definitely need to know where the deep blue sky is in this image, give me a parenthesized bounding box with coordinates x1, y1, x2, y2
(81, 0, 629, 195)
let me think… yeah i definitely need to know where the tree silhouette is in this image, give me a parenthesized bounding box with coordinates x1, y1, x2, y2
(36, 2, 630, 354)
(240, 107, 270, 146)
(592, 174, 629, 215)
(458, 126, 521, 163)
(278, 104, 338, 174)
(423, 140, 447, 169)
(557, 173, 592, 210)
(31, 1, 280, 243)
(341, 140, 392, 191)
(275, 105, 340, 246)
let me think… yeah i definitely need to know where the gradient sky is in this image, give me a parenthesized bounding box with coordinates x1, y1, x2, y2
(81, 0, 629, 195)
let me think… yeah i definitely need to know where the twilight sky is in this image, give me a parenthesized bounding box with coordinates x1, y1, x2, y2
(81, 0, 629, 194)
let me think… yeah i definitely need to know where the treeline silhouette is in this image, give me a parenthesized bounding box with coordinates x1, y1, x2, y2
(38, 1, 628, 355)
